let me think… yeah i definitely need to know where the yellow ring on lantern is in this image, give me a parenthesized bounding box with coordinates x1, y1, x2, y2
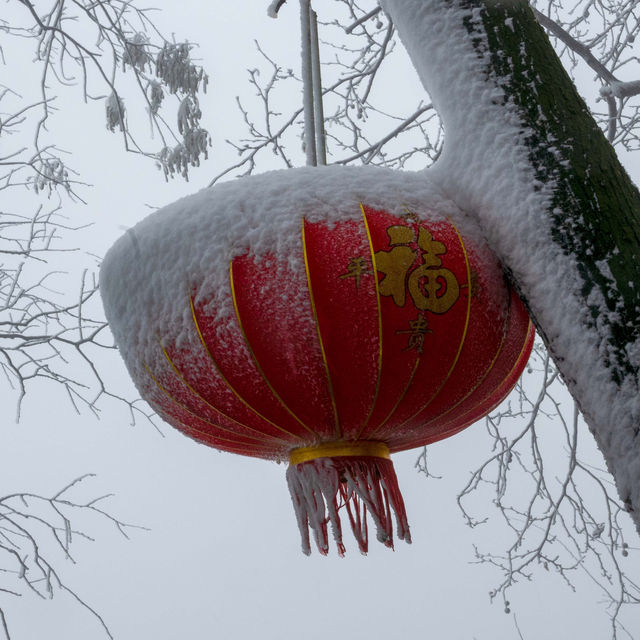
(289, 441, 390, 466)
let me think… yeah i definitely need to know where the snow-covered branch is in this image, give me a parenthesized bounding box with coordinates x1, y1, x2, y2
(2, 0, 211, 191)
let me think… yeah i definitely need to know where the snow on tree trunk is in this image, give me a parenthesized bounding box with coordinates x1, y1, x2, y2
(380, 0, 640, 531)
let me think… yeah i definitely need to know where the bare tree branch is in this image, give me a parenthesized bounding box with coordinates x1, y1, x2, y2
(0, 475, 146, 639)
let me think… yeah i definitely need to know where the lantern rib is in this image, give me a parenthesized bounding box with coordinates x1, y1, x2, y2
(425, 299, 510, 425)
(354, 204, 384, 441)
(228, 261, 320, 439)
(362, 357, 421, 442)
(394, 319, 535, 452)
(189, 296, 308, 444)
(395, 221, 473, 430)
(480, 319, 534, 409)
(160, 408, 280, 459)
(301, 218, 342, 440)
(143, 364, 277, 448)
(427, 320, 531, 436)
(408, 291, 513, 432)
(358, 204, 441, 441)
(159, 342, 296, 446)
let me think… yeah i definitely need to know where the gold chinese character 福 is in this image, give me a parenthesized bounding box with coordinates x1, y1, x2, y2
(375, 224, 460, 313)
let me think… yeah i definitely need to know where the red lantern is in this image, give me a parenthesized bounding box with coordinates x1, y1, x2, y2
(101, 169, 534, 555)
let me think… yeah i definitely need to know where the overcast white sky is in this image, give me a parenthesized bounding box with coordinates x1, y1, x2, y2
(1, 2, 639, 639)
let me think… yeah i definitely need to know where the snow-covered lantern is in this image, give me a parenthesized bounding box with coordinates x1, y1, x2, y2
(100, 166, 534, 555)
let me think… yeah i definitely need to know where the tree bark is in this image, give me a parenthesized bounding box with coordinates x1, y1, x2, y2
(381, 0, 640, 531)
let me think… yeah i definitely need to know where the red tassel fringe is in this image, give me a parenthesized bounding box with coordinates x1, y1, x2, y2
(286, 456, 411, 556)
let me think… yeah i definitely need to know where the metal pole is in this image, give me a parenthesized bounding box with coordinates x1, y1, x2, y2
(299, 0, 317, 166)
(309, 8, 327, 165)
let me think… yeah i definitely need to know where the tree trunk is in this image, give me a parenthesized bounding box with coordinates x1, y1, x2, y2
(381, 0, 640, 531)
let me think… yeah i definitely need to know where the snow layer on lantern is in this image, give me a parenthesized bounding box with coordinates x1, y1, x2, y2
(101, 165, 479, 433)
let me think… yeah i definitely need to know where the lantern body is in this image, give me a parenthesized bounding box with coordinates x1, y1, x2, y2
(101, 166, 533, 553)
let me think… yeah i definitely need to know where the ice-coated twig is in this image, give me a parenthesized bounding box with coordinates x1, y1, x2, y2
(0, 474, 144, 639)
(430, 343, 640, 639)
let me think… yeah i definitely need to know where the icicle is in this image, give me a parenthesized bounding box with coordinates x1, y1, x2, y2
(286, 447, 411, 555)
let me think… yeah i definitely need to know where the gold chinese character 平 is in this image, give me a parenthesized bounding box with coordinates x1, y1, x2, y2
(375, 225, 460, 313)
(339, 256, 371, 289)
